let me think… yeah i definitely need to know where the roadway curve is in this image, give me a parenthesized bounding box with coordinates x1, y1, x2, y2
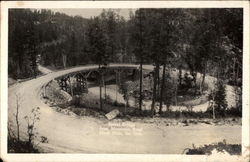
(8, 64, 241, 153)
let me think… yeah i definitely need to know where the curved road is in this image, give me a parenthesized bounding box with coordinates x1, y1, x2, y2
(8, 64, 241, 153)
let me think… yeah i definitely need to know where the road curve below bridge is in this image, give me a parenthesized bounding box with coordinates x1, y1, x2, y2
(7, 64, 241, 154)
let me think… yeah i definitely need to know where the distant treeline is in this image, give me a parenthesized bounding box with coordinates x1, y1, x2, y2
(9, 8, 242, 86)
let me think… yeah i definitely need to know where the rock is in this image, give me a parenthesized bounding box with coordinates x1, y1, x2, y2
(105, 109, 120, 120)
(49, 103, 56, 107)
(61, 109, 68, 114)
(49, 80, 61, 90)
(60, 90, 72, 102)
(68, 111, 76, 116)
(201, 120, 211, 125)
(155, 113, 160, 117)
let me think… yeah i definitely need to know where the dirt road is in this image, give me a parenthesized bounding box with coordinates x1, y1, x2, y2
(8, 64, 241, 153)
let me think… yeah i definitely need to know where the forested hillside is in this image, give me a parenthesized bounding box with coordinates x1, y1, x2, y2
(9, 8, 242, 89)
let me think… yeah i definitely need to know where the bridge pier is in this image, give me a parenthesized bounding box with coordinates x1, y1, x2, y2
(132, 69, 140, 81)
(56, 73, 88, 96)
(75, 73, 88, 94)
(57, 76, 71, 94)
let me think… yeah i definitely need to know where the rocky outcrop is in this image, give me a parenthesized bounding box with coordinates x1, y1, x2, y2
(45, 80, 72, 105)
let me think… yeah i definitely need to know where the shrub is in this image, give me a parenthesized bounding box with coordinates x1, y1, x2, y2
(209, 80, 228, 116)
(8, 135, 39, 153)
(128, 109, 152, 117)
(160, 110, 212, 118)
(206, 106, 241, 118)
(184, 140, 241, 155)
(225, 107, 242, 117)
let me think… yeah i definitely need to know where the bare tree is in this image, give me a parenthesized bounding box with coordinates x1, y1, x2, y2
(62, 54, 67, 69)
(15, 93, 20, 141)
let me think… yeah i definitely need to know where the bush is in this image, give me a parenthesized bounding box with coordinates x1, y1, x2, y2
(160, 110, 212, 118)
(8, 135, 39, 153)
(225, 107, 242, 117)
(206, 106, 242, 118)
(128, 109, 152, 117)
(185, 140, 241, 155)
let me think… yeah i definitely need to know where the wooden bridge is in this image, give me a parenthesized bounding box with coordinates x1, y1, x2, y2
(54, 66, 140, 96)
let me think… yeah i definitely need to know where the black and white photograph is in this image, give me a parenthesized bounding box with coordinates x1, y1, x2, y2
(1, 1, 249, 162)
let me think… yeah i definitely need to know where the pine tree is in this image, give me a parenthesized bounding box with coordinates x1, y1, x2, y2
(86, 17, 108, 110)
(214, 79, 228, 116)
(130, 9, 149, 113)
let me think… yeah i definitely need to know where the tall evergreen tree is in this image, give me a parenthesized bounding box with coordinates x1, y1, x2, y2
(86, 17, 108, 110)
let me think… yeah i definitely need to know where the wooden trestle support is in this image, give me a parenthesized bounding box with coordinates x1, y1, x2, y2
(55, 67, 140, 97)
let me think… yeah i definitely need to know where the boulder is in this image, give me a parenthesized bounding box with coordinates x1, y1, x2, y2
(60, 90, 72, 102)
(105, 109, 120, 120)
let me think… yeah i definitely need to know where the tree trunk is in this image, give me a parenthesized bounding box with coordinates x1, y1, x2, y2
(99, 64, 103, 110)
(233, 57, 236, 86)
(191, 71, 197, 95)
(104, 72, 106, 102)
(18, 52, 23, 76)
(200, 61, 207, 94)
(236, 60, 239, 86)
(159, 63, 166, 114)
(217, 61, 222, 80)
(139, 59, 143, 112)
(15, 95, 20, 141)
(115, 71, 118, 102)
(157, 67, 160, 100)
(62, 54, 67, 69)
(151, 64, 159, 116)
(69, 76, 74, 96)
(212, 95, 216, 119)
(175, 81, 178, 106)
(125, 98, 129, 114)
(139, 9, 143, 114)
(178, 66, 182, 86)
